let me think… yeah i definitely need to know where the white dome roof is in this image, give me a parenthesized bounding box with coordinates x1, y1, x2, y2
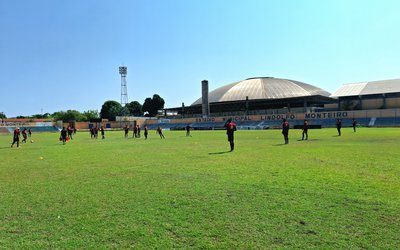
(192, 77, 331, 105)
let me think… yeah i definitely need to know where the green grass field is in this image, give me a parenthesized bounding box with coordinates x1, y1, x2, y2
(1, 128, 399, 249)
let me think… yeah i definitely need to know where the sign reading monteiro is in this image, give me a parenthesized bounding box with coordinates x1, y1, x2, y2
(304, 111, 348, 119)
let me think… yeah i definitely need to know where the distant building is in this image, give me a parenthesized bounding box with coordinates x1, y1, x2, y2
(328, 79, 400, 110)
(166, 77, 336, 117)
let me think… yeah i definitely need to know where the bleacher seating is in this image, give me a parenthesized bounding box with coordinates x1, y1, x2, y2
(374, 117, 400, 126)
(7, 126, 60, 133)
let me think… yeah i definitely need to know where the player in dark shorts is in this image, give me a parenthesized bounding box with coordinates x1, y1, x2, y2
(100, 126, 105, 139)
(11, 127, 20, 148)
(60, 127, 67, 145)
(28, 128, 32, 137)
(352, 118, 357, 132)
(282, 118, 289, 144)
(224, 119, 237, 151)
(137, 125, 141, 138)
(90, 127, 95, 139)
(157, 126, 165, 139)
(302, 119, 308, 140)
(133, 125, 138, 138)
(21, 128, 28, 143)
(336, 118, 342, 136)
(94, 126, 98, 139)
(67, 126, 73, 140)
(186, 124, 192, 137)
(124, 125, 129, 138)
(144, 125, 148, 139)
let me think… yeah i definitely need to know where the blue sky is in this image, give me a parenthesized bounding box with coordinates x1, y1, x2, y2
(1, 0, 400, 117)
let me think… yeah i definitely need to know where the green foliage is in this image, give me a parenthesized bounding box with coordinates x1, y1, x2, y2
(142, 94, 165, 116)
(0, 128, 399, 248)
(52, 110, 86, 122)
(82, 110, 99, 120)
(0, 112, 6, 119)
(125, 101, 143, 116)
(32, 113, 51, 119)
(100, 100, 122, 121)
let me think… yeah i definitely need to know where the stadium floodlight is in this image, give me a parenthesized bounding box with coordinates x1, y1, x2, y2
(119, 66, 127, 75)
(119, 66, 128, 106)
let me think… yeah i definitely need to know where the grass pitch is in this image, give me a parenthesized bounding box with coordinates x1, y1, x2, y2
(0, 128, 399, 249)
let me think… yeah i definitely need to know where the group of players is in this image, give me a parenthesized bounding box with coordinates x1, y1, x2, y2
(10, 127, 32, 148)
(10, 118, 358, 150)
(123, 125, 166, 139)
(224, 117, 358, 151)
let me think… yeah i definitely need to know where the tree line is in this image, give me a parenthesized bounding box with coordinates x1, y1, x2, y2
(100, 94, 165, 121)
(1, 94, 165, 121)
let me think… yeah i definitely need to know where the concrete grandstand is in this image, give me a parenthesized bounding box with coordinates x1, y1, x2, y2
(159, 77, 400, 130)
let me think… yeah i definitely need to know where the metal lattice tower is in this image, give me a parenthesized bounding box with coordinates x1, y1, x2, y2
(119, 66, 128, 106)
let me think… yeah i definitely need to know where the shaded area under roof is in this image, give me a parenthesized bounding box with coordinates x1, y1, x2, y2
(331, 79, 400, 97)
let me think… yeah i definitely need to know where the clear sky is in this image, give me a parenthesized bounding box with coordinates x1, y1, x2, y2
(1, 0, 400, 117)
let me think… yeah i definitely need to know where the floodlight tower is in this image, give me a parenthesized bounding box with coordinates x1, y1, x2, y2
(119, 66, 128, 106)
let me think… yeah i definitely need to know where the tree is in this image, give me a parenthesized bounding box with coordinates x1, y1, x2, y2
(0, 112, 6, 119)
(142, 98, 152, 116)
(100, 100, 122, 121)
(52, 110, 86, 122)
(82, 110, 100, 121)
(32, 113, 50, 119)
(126, 101, 143, 116)
(142, 94, 165, 117)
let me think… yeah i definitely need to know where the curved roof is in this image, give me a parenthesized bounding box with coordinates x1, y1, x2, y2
(192, 77, 331, 105)
(331, 79, 400, 97)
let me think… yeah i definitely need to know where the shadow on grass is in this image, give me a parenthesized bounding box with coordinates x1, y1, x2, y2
(208, 151, 231, 155)
(272, 144, 286, 146)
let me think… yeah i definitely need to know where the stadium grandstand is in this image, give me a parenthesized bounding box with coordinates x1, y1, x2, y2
(327, 78, 400, 111)
(165, 77, 336, 117)
(155, 77, 400, 130)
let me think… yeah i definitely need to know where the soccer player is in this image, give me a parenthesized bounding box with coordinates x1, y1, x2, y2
(94, 126, 98, 139)
(186, 124, 191, 137)
(90, 127, 95, 139)
(124, 125, 129, 138)
(352, 118, 357, 132)
(336, 118, 342, 136)
(282, 118, 289, 144)
(67, 126, 73, 140)
(11, 127, 20, 148)
(60, 127, 67, 145)
(157, 126, 165, 139)
(224, 119, 237, 151)
(137, 125, 141, 138)
(144, 125, 148, 139)
(28, 128, 32, 137)
(100, 126, 105, 139)
(302, 119, 308, 140)
(21, 128, 28, 143)
(133, 125, 138, 138)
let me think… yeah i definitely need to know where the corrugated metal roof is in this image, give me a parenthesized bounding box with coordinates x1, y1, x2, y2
(191, 77, 331, 105)
(331, 79, 400, 97)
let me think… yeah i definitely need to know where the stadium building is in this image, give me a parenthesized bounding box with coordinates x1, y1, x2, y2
(154, 77, 400, 130)
(328, 79, 400, 110)
(166, 77, 336, 117)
